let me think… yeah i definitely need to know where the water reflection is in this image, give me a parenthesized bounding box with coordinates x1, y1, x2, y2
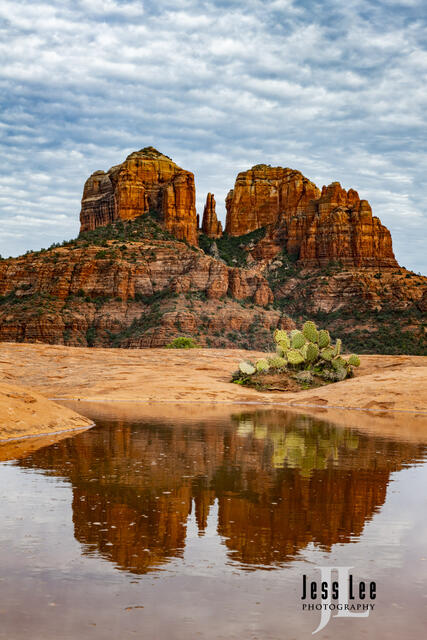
(17, 410, 427, 573)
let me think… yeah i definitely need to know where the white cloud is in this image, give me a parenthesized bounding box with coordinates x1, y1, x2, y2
(0, 0, 426, 271)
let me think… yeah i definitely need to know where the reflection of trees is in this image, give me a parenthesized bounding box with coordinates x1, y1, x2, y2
(18, 411, 426, 573)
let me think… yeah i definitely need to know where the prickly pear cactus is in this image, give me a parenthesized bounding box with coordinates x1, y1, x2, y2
(318, 329, 330, 348)
(306, 342, 319, 362)
(239, 362, 256, 375)
(332, 356, 346, 370)
(274, 329, 289, 346)
(287, 349, 305, 365)
(234, 320, 360, 389)
(291, 331, 306, 349)
(268, 356, 287, 370)
(334, 338, 342, 356)
(302, 321, 318, 343)
(255, 358, 270, 372)
(320, 347, 334, 361)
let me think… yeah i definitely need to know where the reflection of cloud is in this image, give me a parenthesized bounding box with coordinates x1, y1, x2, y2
(1, 0, 426, 272)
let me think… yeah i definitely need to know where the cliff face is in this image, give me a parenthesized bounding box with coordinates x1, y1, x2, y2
(80, 147, 198, 246)
(201, 193, 222, 237)
(225, 165, 320, 236)
(0, 217, 285, 348)
(225, 167, 397, 268)
(0, 151, 425, 353)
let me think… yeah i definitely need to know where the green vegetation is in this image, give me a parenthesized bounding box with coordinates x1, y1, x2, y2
(77, 212, 175, 246)
(308, 306, 426, 356)
(233, 320, 360, 390)
(165, 336, 198, 349)
(199, 227, 267, 267)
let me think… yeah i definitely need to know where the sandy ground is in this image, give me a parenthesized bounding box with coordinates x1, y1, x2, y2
(0, 381, 93, 443)
(0, 342, 426, 412)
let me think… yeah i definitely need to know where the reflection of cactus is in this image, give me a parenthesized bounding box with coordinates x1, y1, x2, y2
(239, 361, 256, 375)
(334, 338, 342, 356)
(348, 354, 361, 367)
(303, 321, 318, 343)
(268, 356, 287, 369)
(287, 349, 304, 365)
(318, 329, 330, 348)
(255, 358, 269, 372)
(291, 330, 306, 349)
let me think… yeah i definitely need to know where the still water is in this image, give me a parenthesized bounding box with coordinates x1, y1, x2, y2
(1, 406, 427, 639)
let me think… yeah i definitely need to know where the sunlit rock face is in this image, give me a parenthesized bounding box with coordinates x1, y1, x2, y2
(19, 411, 426, 574)
(201, 193, 223, 238)
(225, 165, 320, 236)
(80, 147, 198, 246)
(225, 166, 397, 268)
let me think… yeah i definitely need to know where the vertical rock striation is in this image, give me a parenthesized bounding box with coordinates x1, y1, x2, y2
(225, 166, 397, 268)
(225, 165, 320, 236)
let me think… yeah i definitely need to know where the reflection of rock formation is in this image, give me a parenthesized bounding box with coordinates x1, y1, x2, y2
(19, 411, 426, 573)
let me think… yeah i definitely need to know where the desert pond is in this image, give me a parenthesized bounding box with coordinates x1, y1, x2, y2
(1, 405, 427, 639)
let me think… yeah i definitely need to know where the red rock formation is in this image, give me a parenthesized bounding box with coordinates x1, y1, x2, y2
(201, 193, 223, 238)
(80, 147, 198, 246)
(225, 165, 320, 236)
(0, 230, 282, 347)
(225, 166, 397, 268)
(290, 182, 397, 267)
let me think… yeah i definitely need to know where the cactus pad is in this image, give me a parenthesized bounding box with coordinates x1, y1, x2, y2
(274, 329, 289, 345)
(334, 338, 342, 356)
(255, 358, 270, 372)
(239, 361, 256, 376)
(295, 371, 313, 384)
(268, 356, 288, 370)
(348, 354, 361, 367)
(291, 331, 306, 349)
(318, 329, 330, 348)
(302, 321, 318, 343)
(306, 342, 319, 362)
(332, 356, 346, 370)
(287, 349, 305, 365)
(320, 347, 334, 361)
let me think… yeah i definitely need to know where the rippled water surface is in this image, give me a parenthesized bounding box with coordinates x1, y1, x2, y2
(1, 406, 427, 639)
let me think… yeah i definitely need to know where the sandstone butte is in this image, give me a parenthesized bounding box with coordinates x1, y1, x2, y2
(225, 165, 397, 268)
(80, 146, 198, 246)
(0, 147, 425, 354)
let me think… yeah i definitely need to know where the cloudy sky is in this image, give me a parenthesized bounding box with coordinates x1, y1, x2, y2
(1, 0, 426, 272)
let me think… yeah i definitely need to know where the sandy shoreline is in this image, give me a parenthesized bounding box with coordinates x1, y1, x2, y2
(0, 342, 426, 443)
(0, 342, 426, 409)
